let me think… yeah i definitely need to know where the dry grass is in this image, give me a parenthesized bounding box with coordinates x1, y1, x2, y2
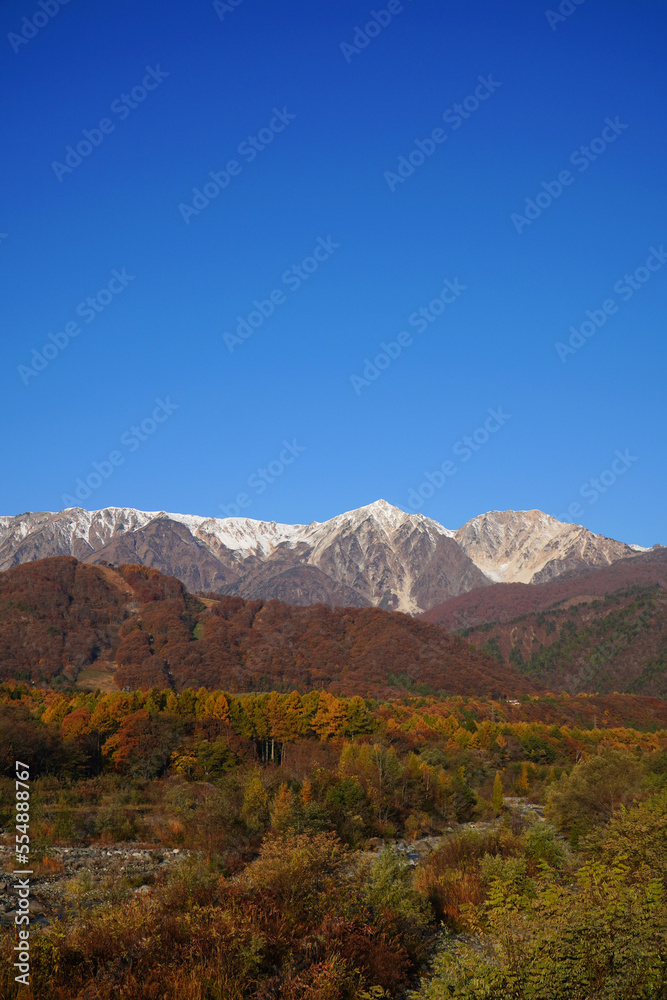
(32, 855, 65, 876)
(75, 664, 118, 693)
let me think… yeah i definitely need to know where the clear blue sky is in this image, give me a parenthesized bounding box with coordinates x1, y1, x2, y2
(1, 0, 665, 545)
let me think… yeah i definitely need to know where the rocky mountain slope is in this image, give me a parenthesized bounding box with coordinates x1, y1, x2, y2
(454, 509, 645, 584)
(0, 502, 649, 613)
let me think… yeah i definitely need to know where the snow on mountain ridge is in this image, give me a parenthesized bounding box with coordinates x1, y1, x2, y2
(0, 503, 646, 612)
(27, 501, 457, 558)
(454, 509, 640, 585)
(178, 514, 307, 557)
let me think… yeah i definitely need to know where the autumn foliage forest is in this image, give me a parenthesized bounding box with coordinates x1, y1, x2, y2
(1, 678, 667, 998)
(0, 558, 535, 698)
(0, 558, 666, 997)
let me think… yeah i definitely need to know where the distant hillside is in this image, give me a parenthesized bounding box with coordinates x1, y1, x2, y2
(454, 583, 667, 697)
(0, 557, 535, 699)
(420, 549, 667, 697)
(422, 546, 667, 630)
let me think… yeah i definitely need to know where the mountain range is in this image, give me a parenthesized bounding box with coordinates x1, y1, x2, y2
(0, 501, 653, 614)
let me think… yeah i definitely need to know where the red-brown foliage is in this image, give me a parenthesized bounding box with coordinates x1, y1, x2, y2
(0, 558, 537, 699)
(0, 557, 128, 682)
(423, 546, 667, 629)
(115, 594, 537, 697)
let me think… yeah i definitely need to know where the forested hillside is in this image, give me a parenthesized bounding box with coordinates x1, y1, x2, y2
(422, 544, 667, 629)
(0, 557, 533, 698)
(459, 584, 667, 696)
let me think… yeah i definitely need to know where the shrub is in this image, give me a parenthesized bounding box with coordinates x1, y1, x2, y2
(411, 858, 667, 1000)
(415, 829, 523, 928)
(524, 820, 567, 870)
(364, 847, 429, 926)
(546, 746, 646, 842)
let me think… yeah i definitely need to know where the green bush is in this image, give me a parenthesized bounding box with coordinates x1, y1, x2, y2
(524, 821, 568, 869)
(547, 747, 646, 841)
(411, 857, 667, 999)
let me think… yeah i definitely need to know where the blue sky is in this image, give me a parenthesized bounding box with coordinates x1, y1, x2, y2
(1, 0, 665, 545)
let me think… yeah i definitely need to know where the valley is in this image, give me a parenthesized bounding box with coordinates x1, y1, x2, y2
(0, 503, 664, 1000)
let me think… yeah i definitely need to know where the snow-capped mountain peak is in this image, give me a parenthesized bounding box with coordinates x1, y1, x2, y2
(454, 509, 641, 585)
(0, 502, 646, 613)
